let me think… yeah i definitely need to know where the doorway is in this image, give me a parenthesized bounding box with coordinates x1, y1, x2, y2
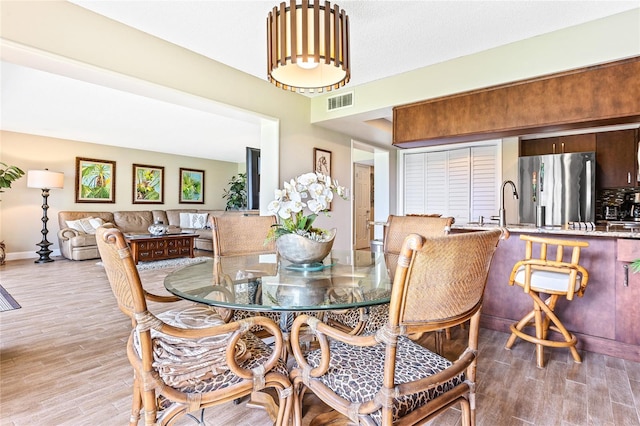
(351, 140, 391, 250)
(354, 163, 373, 249)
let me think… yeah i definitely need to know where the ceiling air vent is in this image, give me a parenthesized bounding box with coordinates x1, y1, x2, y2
(327, 92, 353, 111)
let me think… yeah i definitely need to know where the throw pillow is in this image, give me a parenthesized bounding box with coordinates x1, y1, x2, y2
(88, 217, 104, 231)
(179, 212, 192, 229)
(66, 217, 95, 234)
(179, 212, 208, 229)
(188, 213, 208, 229)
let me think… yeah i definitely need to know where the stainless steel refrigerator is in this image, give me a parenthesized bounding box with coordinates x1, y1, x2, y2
(518, 152, 596, 226)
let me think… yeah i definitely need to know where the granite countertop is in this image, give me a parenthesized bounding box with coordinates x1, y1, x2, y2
(453, 222, 640, 239)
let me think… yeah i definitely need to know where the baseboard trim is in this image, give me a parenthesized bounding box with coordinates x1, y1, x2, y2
(5, 249, 62, 261)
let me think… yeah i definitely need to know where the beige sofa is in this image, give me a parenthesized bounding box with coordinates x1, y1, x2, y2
(57, 209, 256, 261)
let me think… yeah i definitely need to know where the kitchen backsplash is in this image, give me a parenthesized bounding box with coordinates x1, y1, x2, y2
(597, 188, 640, 221)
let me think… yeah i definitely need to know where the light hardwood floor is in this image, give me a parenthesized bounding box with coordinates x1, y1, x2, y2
(1, 252, 639, 425)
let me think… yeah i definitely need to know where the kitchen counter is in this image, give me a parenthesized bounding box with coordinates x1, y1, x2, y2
(453, 222, 640, 239)
(460, 224, 640, 362)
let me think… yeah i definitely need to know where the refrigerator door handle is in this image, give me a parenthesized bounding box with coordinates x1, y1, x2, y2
(585, 160, 592, 223)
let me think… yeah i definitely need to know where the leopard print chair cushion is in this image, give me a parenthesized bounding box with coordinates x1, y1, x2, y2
(325, 289, 392, 335)
(133, 306, 288, 394)
(155, 331, 289, 410)
(300, 335, 464, 425)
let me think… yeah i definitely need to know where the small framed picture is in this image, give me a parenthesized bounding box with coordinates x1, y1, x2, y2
(179, 168, 205, 204)
(132, 164, 164, 204)
(314, 148, 332, 177)
(75, 157, 116, 203)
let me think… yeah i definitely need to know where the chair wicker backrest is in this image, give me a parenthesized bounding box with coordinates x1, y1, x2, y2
(390, 229, 503, 329)
(211, 215, 277, 257)
(383, 214, 455, 255)
(96, 225, 146, 320)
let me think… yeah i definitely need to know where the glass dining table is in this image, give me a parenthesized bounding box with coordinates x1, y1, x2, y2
(164, 250, 396, 333)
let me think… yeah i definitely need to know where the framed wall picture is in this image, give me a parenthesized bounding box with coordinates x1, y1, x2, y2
(179, 168, 205, 204)
(75, 157, 116, 203)
(314, 148, 332, 177)
(132, 164, 164, 204)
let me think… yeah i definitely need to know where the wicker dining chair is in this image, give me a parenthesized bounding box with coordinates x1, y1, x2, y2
(289, 229, 504, 426)
(209, 214, 281, 325)
(325, 214, 454, 339)
(96, 226, 292, 426)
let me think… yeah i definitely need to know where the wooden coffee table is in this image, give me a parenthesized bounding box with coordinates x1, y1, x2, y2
(124, 233, 199, 264)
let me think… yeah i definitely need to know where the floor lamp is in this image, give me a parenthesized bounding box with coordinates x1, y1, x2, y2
(27, 169, 64, 264)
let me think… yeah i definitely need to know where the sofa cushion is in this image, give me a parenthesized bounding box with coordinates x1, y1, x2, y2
(114, 211, 154, 233)
(70, 233, 97, 247)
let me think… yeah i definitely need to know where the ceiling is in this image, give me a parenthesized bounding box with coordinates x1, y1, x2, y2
(2, 1, 638, 162)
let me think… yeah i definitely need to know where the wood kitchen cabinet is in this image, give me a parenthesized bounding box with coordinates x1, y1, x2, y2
(520, 133, 596, 156)
(596, 129, 638, 188)
(615, 239, 640, 346)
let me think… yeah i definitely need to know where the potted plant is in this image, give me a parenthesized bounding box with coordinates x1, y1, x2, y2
(0, 162, 25, 192)
(222, 173, 248, 210)
(266, 172, 348, 265)
(0, 162, 26, 265)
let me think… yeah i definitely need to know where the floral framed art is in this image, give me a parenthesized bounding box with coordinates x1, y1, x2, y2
(133, 164, 164, 204)
(179, 168, 205, 204)
(314, 148, 332, 176)
(75, 157, 116, 203)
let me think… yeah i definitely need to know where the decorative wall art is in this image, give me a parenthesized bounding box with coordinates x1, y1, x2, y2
(75, 157, 116, 203)
(179, 168, 205, 204)
(132, 164, 164, 204)
(314, 148, 332, 176)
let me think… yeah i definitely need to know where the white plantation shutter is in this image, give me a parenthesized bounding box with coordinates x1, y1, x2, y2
(447, 149, 471, 224)
(404, 153, 425, 214)
(424, 151, 447, 215)
(470, 145, 499, 222)
(402, 142, 499, 224)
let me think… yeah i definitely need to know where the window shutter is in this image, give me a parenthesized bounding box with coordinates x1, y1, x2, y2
(404, 153, 425, 214)
(402, 142, 500, 224)
(424, 151, 447, 215)
(447, 148, 471, 224)
(470, 145, 499, 221)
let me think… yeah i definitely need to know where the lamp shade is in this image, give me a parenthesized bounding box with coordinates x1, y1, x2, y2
(27, 170, 64, 189)
(267, 0, 350, 93)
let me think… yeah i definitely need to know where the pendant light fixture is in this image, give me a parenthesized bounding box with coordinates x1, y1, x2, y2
(267, 0, 350, 93)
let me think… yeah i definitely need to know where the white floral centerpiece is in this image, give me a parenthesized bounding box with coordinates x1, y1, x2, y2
(266, 172, 348, 244)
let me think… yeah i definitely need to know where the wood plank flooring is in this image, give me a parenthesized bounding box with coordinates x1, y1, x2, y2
(1, 252, 639, 425)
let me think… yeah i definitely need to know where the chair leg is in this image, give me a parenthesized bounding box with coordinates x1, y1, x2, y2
(533, 300, 546, 368)
(459, 398, 471, 426)
(505, 308, 535, 350)
(531, 292, 581, 364)
(130, 374, 142, 426)
(507, 291, 581, 368)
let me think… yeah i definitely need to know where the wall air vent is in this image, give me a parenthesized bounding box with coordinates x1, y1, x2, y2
(327, 92, 354, 111)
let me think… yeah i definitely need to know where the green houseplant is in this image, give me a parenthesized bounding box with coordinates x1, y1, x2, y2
(0, 162, 26, 264)
(222, 173, 248, 210)
(0, 162, 25, 192)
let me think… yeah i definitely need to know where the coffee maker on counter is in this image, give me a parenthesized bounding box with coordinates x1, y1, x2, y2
(621, 192, 640, 221)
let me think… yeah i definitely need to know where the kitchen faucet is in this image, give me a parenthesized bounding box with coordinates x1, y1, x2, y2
(493, 180, 519, 227)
